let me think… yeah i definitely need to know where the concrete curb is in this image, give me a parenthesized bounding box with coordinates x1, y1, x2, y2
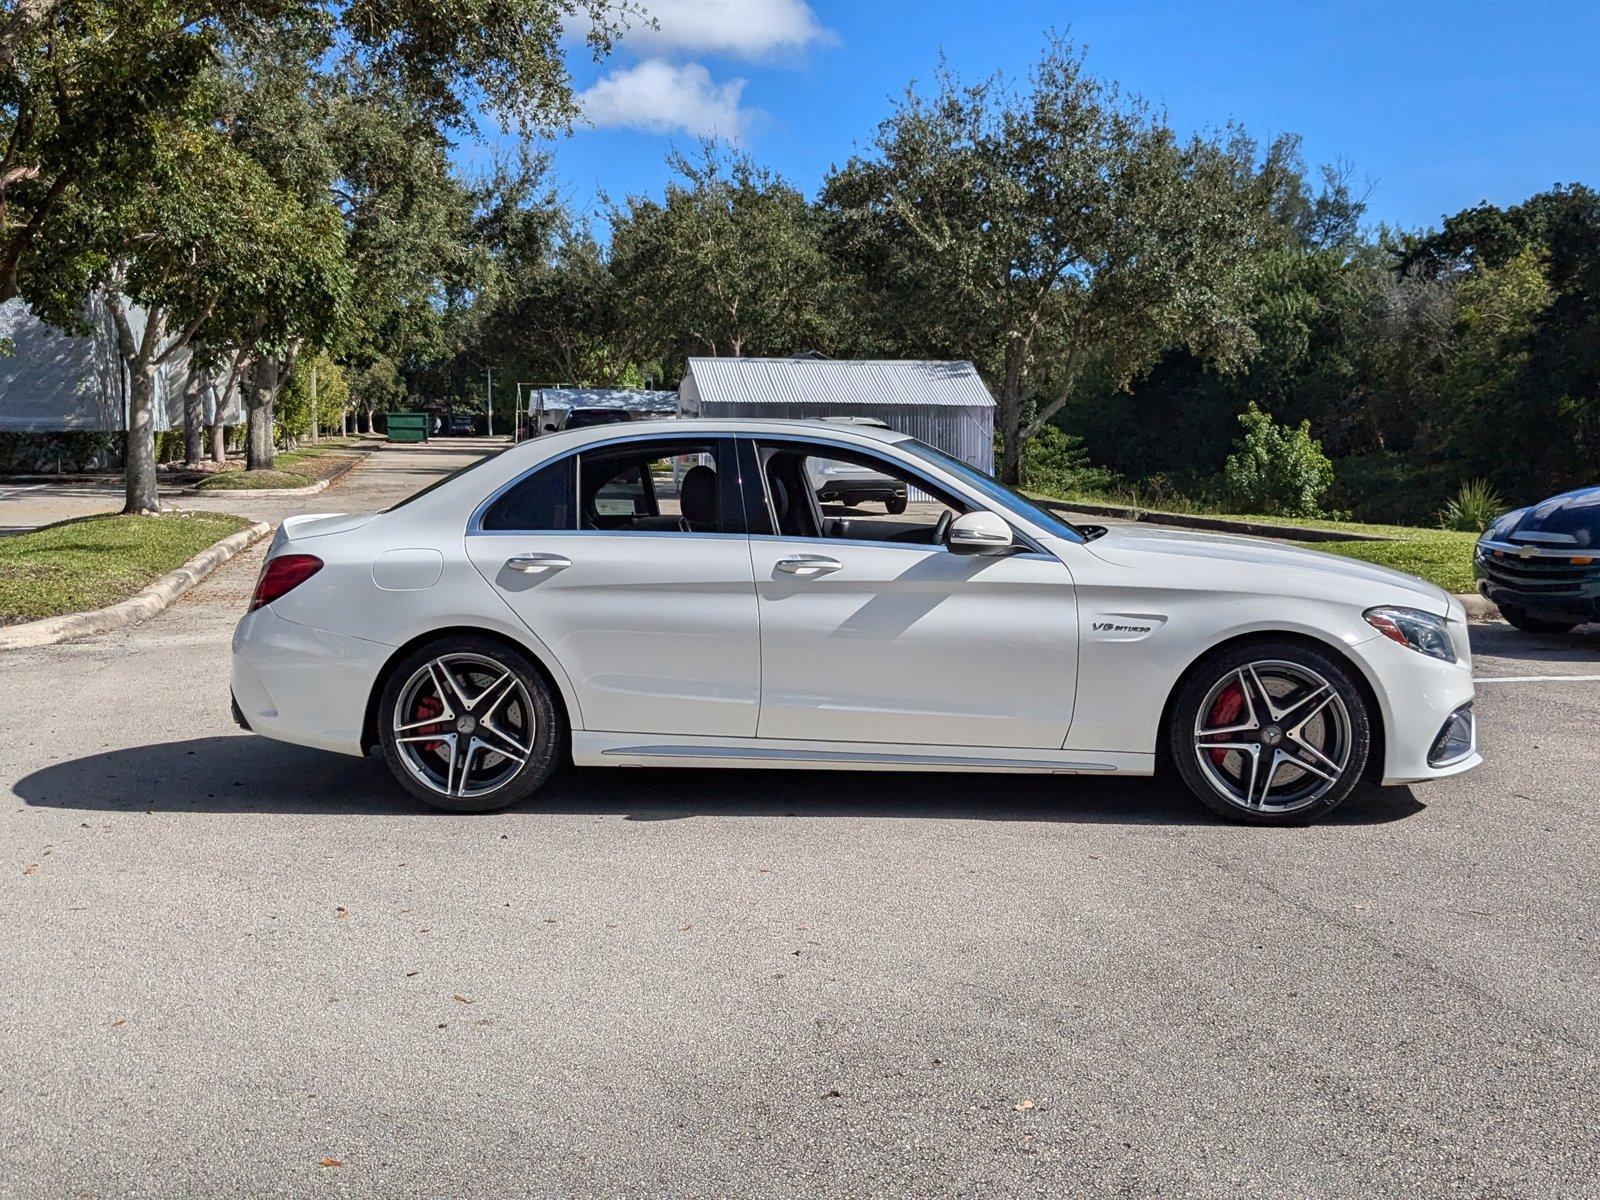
(1456, 592, 1501, 622)
(0, 521, 273, 651)
(1035, 497, 1392, 543)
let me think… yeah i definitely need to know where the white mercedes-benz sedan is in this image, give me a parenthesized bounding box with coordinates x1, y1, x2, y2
(231, 419, 1479, 824)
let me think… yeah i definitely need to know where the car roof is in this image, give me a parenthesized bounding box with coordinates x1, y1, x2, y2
(521, 417, 914, 451)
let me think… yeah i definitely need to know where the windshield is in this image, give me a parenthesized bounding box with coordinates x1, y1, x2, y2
(894, 439, 1085, 542)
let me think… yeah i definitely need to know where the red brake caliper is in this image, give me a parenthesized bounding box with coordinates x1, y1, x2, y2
(413, 695, 447, 752)
(1205, 683, 1245, 767)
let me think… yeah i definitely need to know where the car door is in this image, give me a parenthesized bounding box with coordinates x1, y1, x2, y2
(465, 435, 761, 737)
(741, 436, 1079, 749)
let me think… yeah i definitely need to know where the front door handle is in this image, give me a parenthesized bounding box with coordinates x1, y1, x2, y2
(505, 553, 572, 574)
(775, 555, 843, 576)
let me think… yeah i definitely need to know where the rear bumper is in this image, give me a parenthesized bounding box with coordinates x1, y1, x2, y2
(231, 606, 389, 757)
(817, 480, 907, 501)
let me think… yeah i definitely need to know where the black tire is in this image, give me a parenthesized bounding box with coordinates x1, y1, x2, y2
(377, 634, 562, 813)
(885, 495, 908, 515)
(1167, 640, 1372, 825)
(1498, 604, 1579, 635)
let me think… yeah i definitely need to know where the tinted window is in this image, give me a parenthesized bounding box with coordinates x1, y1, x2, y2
(481, 457, 576, 531)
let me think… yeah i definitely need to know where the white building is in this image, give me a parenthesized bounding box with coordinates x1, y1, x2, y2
(0, 295, 238, 434)
(677, 356, 996, 474)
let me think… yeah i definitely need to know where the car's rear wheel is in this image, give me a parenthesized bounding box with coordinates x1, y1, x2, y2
(1168, 641, 1371, 825)
(885, 495, 908, 515)
(377, 636, 561, 813)
(1498, 603, 1579, 635)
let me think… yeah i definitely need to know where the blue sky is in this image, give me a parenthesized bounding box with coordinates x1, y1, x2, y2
(484, 0, 1599, 233)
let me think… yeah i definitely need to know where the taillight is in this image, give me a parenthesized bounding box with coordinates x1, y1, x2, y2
(249, 553, 323, 612)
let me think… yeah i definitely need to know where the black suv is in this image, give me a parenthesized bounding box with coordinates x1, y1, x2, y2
(1475, 487, 1600, 632)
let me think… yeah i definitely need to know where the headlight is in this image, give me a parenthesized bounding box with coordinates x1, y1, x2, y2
(1364, 606, 1457, 662)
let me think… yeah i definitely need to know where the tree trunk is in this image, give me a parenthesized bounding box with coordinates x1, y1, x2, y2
(309, 359, 319, 445)
(341, 408, 349, 437)
(209, 417, 226, 464)
(182, 357, 206, 467)
(246, 355, 278, 471)
(124, 360, 161, 513)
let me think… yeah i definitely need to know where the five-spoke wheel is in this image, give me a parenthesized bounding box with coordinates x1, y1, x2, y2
(1169, 642, 1371, 823)
(378, 636, 560, 812)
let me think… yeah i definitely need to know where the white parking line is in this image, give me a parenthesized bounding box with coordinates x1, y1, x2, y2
(1475, 674, 1600, 684)
(0, 484, 46, 500)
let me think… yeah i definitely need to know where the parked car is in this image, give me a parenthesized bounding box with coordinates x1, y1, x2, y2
(806, 416, 909, 512)
(1475, 486, 1600, 632)
(232, 419, 1478, 825)
(448, 414, 476, 436)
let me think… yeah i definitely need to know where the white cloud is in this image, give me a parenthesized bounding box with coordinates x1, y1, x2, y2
(578, 60, 753, 140)
(630, 0, 832, 59)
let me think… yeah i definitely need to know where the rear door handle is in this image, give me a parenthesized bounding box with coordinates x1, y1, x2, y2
(775, 555, 843, 576)
(505, 553, 572, 573)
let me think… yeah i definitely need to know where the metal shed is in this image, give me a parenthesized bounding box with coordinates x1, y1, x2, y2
(678, 357, 996, 474)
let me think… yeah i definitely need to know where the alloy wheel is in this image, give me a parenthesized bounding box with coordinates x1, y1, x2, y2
(391, 652, 535, 799)
(1191, 659, 1353, 814)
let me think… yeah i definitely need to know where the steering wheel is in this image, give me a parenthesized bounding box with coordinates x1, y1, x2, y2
(933, 510, 953, 546)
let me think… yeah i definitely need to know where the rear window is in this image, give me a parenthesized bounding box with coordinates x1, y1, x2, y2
(480, 457, 576, 531)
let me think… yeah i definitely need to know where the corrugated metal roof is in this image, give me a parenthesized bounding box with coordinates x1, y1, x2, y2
(683, 358, 995, 409)
(533, 388, 678, 412)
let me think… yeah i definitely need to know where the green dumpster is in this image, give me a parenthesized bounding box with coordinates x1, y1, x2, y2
(387, 412, 429, 443)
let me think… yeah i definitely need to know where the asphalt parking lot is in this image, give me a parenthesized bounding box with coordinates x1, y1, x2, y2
(1, 444, 1596, 1198)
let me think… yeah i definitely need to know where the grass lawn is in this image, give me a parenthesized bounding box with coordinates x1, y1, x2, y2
(1295, 530, 1479, 594)
(195, 469, 313, 490)
(0, 511, 254, 623)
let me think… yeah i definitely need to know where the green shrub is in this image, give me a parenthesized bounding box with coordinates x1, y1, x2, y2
(1437, 479, 1506, 533)
(1017, 425, 1122, 497)
(1223, 403, 1334, 518)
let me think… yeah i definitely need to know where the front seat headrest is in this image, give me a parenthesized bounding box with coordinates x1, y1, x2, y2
(679, 464, 718, 531)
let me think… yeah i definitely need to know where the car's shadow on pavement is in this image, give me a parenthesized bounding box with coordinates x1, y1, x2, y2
(12, 735, 1425, 827)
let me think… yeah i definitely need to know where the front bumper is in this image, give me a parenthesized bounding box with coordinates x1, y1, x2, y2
(1353, 624, 1481, 785)
(1474, 543, 1600, 621)
(231, 606, 390, 757)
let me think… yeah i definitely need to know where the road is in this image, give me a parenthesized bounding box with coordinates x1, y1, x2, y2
(1, 442, 1597, 1198)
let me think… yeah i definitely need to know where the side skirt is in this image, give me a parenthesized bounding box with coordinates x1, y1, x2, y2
(571, 732, 1155, 776)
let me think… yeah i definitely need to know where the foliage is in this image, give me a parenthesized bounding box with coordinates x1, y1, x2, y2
(195, 469, 313, 490)
(608, 144, 840, 376)
(1437, 479, 1507, 533)
(1015, 425, 1122, 497)
(1224, 403, 1335, 517)
(278, 354, 350, 439)
(820, 38, 1265, 483)
(0, 512, 252, 622)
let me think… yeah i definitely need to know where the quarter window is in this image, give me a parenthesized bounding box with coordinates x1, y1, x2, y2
(480, 456, 575, 531)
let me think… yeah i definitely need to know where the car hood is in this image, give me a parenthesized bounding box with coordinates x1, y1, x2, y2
(1082, 525, 1453, 616)
(1484, 486, 1600, 548)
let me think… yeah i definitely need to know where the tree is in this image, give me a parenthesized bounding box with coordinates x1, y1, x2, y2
(822, 39, 1263, 485)
(607, 145, 840, 376)
(0, 0, 633, 305)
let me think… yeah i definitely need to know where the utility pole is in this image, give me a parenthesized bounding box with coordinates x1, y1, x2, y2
(485, 366, 494, 438)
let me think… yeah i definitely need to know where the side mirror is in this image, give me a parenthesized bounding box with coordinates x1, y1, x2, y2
(946, 510, 1014, 555)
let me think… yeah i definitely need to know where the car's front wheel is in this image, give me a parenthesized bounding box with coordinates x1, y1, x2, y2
(885, 495, 908, 515)
(1168, 641, 1372, 824)
(377, 635, 561, 813)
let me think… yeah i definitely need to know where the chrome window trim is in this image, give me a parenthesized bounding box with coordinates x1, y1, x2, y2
(467, 430, 730, 536)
